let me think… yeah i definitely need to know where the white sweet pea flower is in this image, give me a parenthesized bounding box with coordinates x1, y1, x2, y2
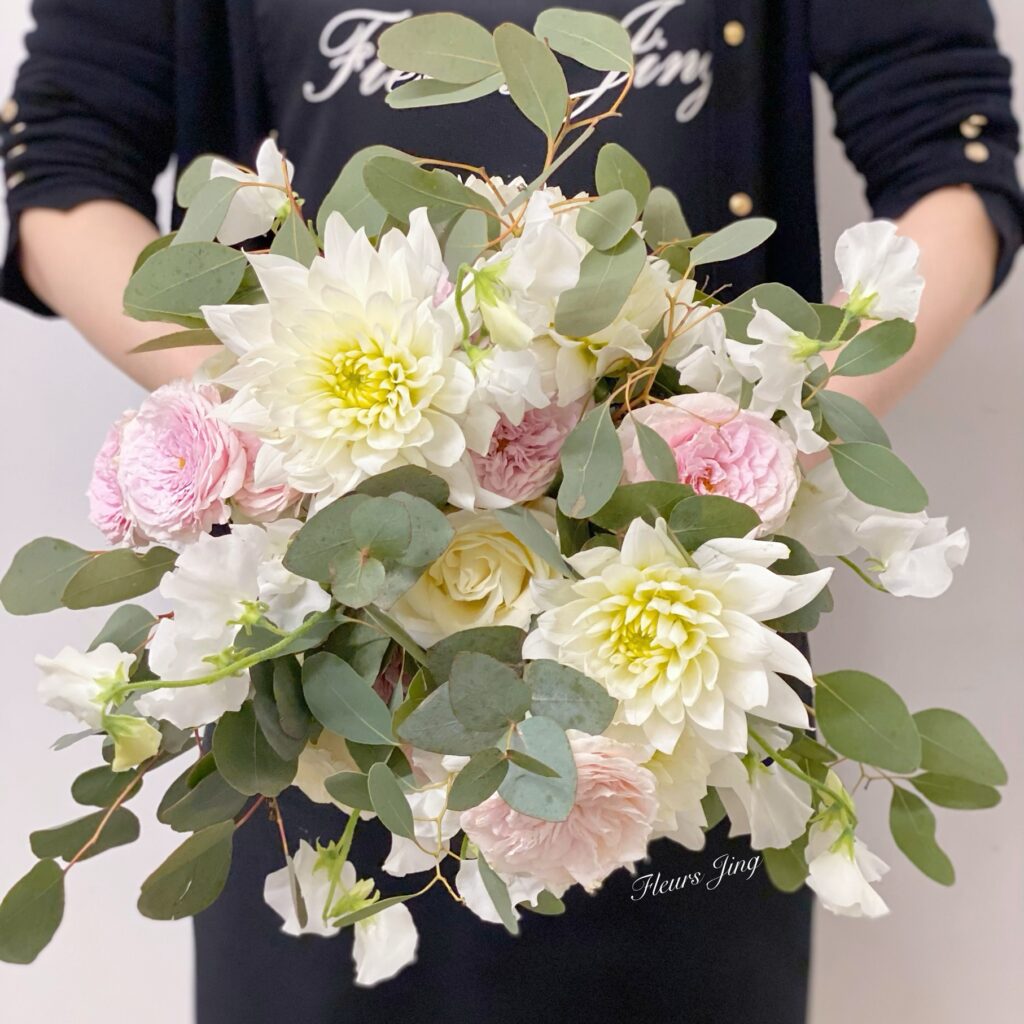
(210, 137, 294, 246)
(36, 643, 136, 730)
(523, 519, 831, 755)
(784, 461, 968, 598)
(138, 523, 330, 728)
(710, 753, 813, 851)
(835, 220, 924, 322)
(382, 781, 462, 877)
(264, 839, 419, 985)
(455, 857, 546, 925)
(206, 209, 475, 508)
(732, 301, 828, 454)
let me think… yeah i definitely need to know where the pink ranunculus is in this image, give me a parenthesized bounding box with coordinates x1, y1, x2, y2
(231, 433, 302, 523)
(470, 402, 583, 506)
(117, 381, 248, 546)
(618, 393, 800, 534)
(460, 733, 658, 896)
(87, 411, 138, 546)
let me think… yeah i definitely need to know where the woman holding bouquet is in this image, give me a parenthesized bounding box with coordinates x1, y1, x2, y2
(2, 1, 1021, 1021)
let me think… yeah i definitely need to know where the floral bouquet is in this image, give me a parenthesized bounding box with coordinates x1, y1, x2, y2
(0, 8, 1006, 983)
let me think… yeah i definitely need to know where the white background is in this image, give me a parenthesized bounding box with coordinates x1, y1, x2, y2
(0, 2, 1020, 1020)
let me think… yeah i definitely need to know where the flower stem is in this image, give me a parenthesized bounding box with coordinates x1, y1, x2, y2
(837, 556, 888, 592)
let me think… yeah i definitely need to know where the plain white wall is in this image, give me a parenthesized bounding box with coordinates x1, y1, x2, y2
(0, 3, 1019, 1021)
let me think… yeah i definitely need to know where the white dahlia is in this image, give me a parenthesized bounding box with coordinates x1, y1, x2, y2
(523, 519, 831, 754)
(205, 209, 475, 506)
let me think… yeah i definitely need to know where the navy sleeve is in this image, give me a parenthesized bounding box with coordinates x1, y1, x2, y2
(811, 0, 1024, 293)
(0, 0, 175, 315)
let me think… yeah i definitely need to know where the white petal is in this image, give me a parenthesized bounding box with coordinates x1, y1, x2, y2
(353, 904, 419, 986)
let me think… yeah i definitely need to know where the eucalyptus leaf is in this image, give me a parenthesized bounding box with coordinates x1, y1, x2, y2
(494, 22, 568, 140)
(378, 13, 500, 84)
(534, 8, 633, 72)
(557, 402, 624, 519)
(832, 319, 914, 377)
(72, 764, 144, 807)
(30, 808, 139, 863)
(577, 190, 638, 251)
(525, 660, 616, 734)
(386, 73, 504, 109)
(589, 481, 694, 530)
(831, 443, 928, 514)
(442, 208, 492, 276)
(129, 329, 222, 354)
(816, 391, 891, 447)
(302, 652, 395, 746)
(689, 218, 776, 267)
(364, 156, 493, 227)
(324, 622, 390, 685)
(448, 749, 508, 811)
(324, 772, 372, 810)
(493, 506, 571, 577)
(124, 242, 247, 326)
(213, 702, 297, 797)
(449, 652, 531, 732)
(499, 715, 576, 822)
(395, 682, 504, 755)
(283, 493, 369, 583)
(554, 229, 646, 337)
(158, 767, 247, 833)
(317, 145, 412, 238)
(251, 659, 311, 761)
(330, 892, 416, 930)
(0, 537, 93, 616)
(138, 821, 235, 920)
(0, 860, 65, 964)
(476, 853, 519, 935)
(889, 786, 954, 885)
(270, 207, 320, 266)
(424, 626, 526, 683)
(634, 420, 679, 482)
(367, 763, 416, 839)
(354, 466, 449, 507)
(913, 708, 1007, 786)
(594, 143, 650, 210)
(173, 176, 240, 245)
(176, 154, 218, 208)
(61, 547, 176, 610)
(669, 494, 760, 551)
(642, 186, 690, 248)
(88, 604, 158, 655)
(724, 282, 820, 341)
(909, 773, 1001, 810)
(815, 670, 921, 773)
(762, 834, 809, 893)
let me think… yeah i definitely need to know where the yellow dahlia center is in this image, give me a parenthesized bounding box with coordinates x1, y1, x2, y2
(327, 348, 403, 411)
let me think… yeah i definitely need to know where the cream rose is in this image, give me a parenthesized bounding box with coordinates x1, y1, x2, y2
(390, 502, 559, 646)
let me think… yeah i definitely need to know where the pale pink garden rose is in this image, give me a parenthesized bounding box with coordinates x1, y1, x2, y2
(618, 393, 800, 534)
(231, 433, 302, 523)
(460, 733, 657, 896)
(87, 410, 138, 546)
(117, 381, 247, 546)
(470, 402, 582, 506)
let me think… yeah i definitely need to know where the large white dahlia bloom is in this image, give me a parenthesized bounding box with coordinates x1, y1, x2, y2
(523, 519, 831, 754)
(204, 209, 476, 507)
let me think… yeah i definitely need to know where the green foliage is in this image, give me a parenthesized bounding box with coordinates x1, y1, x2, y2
(0, 860, 65, 964)
(424, 626, 525, 683)
(317, 145, 412, 238)
(138, 821, 235, 920)
(499, 716, 577, 821)
(763, 536, 834, 633)
(633, 420, 679, 482)
(387, 74, 505, 110)
(173, 176, 240, 245)
(251, 658, 314, 761)
(642, 186, 690, 249)
(669, 494, 760, 551)
(157, 761, 247, 833)
(525, 660, 616, 734)
(577, 190, 638, 250)
(363, 156, 495, 228)
(61, 547, 177, 610)
(554, 230, 646, 336)
(71, 764, 145, 807)
(325, 771, 372, 810)
(494, 23, 568, 140)
(476, 853, 519, 935)
(449, 652, 531, 731)
(395, 681, 505, 755)
(123, 241, 247, 327)
(88, 604, 158, 654)
(889, 786, 954, 885)
(493, 505, 572, 577)
(176, 154, 218, 208)
(816, 390, 891, 447)
(721, 282, 819, 342)
(354, 465, 449, 507)
(594, 143, 650, 210)
(912, 708, 1007, 786)
(302, 652, 395, 746)
(557, 402, 624, 519)
(815, 670, 921, 773)
(447, 749, 509, 811)
(213, 701, 298, 797)
(589, 481, 693, 530)
(909, 773, 1001, 810)
(533, 8, 634, 72)
(0, 538, 92, 615)
(367, 763, 416, 839)
(831, 442, 928, 513)
(689, 218, 777, 267)
(270, 207, 320, 266)
(378, 13, 499, 84)
(832, 319, 914, 377)
(762, 834, 809, 893)
(129, 328, 223, 354)
(30, 808, 139, 863)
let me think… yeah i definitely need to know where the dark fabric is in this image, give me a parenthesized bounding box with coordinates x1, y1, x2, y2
(3, 0, 1023, 315)
(195, 785, 812, 1024)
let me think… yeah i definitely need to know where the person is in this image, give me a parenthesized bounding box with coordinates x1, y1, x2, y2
(2, 2, 1021, 1021)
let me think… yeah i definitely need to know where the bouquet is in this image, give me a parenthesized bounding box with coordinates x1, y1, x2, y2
(0, 9, 1005, 984)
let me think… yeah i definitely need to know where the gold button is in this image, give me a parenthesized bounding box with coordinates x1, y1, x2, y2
(967, 113, 989, 127)
(1, 98, 17, 123)
(6, 170, 25, 189)
(964, 141, 990, 163)
(960, 120, 982, 139)
(723, 20, 746, 46)
(729, 191, 753, 217)
(6, 142, 26, 159)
